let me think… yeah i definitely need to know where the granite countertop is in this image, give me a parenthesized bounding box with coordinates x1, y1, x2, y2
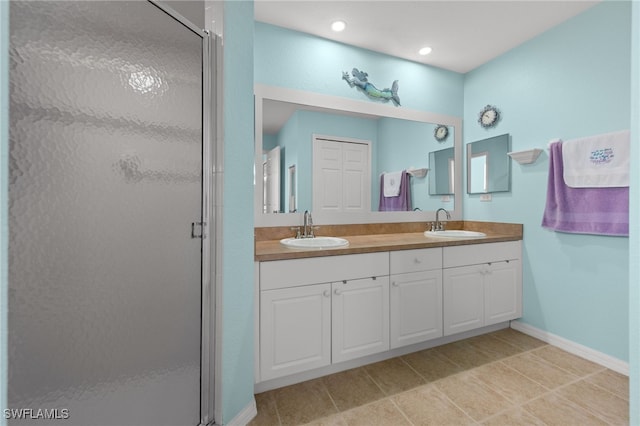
(255, 221, 523, 262)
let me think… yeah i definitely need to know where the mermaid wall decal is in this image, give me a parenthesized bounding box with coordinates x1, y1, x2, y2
(342, 68, 401, 106)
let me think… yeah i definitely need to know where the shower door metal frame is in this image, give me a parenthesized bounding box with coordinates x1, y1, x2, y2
(148, 2, 217, 425)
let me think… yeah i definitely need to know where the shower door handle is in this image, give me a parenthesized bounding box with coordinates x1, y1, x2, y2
(191, 221, 205, 239)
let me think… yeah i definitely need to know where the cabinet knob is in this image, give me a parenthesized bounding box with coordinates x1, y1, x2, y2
(342, 280, 347, 284)
(334, 289, 342, 295)
(323, 290, 330, 297)
(392, 281, 399, 287)
(413, 258, 422, 264)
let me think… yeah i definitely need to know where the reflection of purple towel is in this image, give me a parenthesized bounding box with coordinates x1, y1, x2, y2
(379, 171, 411, 211)
(542, 141, 628, 236)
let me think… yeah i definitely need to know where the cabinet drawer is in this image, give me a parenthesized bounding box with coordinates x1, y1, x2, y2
(390, 248, 442, 274)
(443, 241, 521, 268)
(260, 252, 389, 291)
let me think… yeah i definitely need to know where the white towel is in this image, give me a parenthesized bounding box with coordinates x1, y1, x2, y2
(562, 130, 630, 188)
(383, 171, 403, 197)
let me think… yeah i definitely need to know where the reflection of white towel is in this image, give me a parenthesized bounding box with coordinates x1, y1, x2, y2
(562, 130, 630, 188)
(383, 171, 403, 197)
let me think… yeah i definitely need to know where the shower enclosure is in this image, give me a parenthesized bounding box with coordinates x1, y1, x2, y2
(8, 1, 214, 425)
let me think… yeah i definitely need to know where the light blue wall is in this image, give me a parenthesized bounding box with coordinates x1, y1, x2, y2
(254, 23, 464, 116)
(221, 1, 255, 423)
(464, 2, 631, 361)
(630, 2, 639, 423)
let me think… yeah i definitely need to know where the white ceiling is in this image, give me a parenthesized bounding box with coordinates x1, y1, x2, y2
(255, 0, 600, 74)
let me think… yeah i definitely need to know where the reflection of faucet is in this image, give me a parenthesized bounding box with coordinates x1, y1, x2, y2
(302, 210, 317, 238)
(431, 208, 451, 231)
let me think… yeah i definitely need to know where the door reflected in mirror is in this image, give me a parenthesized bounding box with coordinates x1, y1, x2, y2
(466, 133, 511, 194)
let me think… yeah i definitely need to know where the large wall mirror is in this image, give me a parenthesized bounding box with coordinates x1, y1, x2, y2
(466, 133, 511, 194)
(255, 84, 463, 227)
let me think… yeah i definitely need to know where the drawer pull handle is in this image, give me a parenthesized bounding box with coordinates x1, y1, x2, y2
(342, 280, 347, 284)
(372, 276, 377, 280)
(323, 290, 330, 297)
(392, 282, 399, 287)
(414, 258, 422, 264)
(334, 289, 342, 295)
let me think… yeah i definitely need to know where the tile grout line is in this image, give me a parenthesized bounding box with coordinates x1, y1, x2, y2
(386, 396, 417, 426)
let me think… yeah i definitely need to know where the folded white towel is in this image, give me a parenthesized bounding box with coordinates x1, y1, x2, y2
(562, 130, 630, 188)
(383, 171, 403, 197)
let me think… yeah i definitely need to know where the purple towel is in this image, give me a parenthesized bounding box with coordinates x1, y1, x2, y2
(542, 141, 628, 236)
(379, 171, 411, 211)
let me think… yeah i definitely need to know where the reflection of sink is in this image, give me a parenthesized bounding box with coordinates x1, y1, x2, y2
(280, 236, 350, 249)
(424, 230, 486, 239)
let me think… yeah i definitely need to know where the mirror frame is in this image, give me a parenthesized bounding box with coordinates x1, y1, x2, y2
(254, 84, 463, 227)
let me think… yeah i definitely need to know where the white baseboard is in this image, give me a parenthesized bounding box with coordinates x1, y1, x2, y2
(225, 397, 257, 426)
(510, 320, 629, 376)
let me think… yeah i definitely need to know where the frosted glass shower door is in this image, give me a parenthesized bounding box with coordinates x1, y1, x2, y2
(9, 2, 206, 425)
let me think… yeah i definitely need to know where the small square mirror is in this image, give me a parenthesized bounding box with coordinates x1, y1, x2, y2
(466, 133, 511, 194)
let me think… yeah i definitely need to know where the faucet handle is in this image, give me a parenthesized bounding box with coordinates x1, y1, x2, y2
(309, 225, 320, 238)
(290, 226, 301, 239)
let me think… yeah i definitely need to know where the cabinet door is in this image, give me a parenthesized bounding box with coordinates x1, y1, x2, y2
(260, 283, 331, 381)
(390, 270, 443, 349)
(332, 276, 389, 363)
(443, 265, 484, 336)
(485, 260, 522, 325)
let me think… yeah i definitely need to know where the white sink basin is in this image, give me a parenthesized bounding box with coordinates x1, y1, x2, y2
(424, 230, 486, 239)
(280, 236, 350, 249)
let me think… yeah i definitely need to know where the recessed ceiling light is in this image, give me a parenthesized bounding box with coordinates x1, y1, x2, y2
(331, 20, 346, 32)
(419, 46, 433, 56)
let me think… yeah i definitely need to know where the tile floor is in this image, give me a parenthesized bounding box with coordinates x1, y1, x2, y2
(248, 328, 629, 425)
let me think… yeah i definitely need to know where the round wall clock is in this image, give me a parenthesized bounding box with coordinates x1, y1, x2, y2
(434, 124, 449, 142)
(478, 105, 500, 128)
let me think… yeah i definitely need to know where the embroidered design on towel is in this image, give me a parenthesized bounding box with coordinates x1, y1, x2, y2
(590, 148, 614, 165)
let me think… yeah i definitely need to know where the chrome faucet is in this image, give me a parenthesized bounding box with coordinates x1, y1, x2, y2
(302, 210, 317, 238)
(431, 208, 451, 231)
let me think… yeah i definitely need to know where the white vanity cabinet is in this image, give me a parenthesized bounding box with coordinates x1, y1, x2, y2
(442, 241, 522, 336)
(389, 248, 443, 349)
(260, 283, 331, 381)
(258, 252, 388, 381)
(332, 276, 389, 363)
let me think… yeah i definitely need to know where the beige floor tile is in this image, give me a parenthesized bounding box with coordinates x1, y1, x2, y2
(556, 379, 629, 425)
(302, 413, 347, 426)
(273, 378, 338, 426)
(249, 391, 280, 426)
(341, 399, 411, 426)
(435, 370, 512, 422)
(364, 357, 425, 395)
(523, 393, 608, 425)
(433, 340, 495, 370)
(489, 328, 547, 351)
(472, 362, 547, 404)
(532, 346, 603, 377)
(481, 407, 546, 426)
(465, 334, 524, 361)
(401, 347, 465, 382)
(322, 367, 385, 412)
(586, 369, 629, 401)
(393, 384, 475, 425)
(501, 351, 578, 390)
